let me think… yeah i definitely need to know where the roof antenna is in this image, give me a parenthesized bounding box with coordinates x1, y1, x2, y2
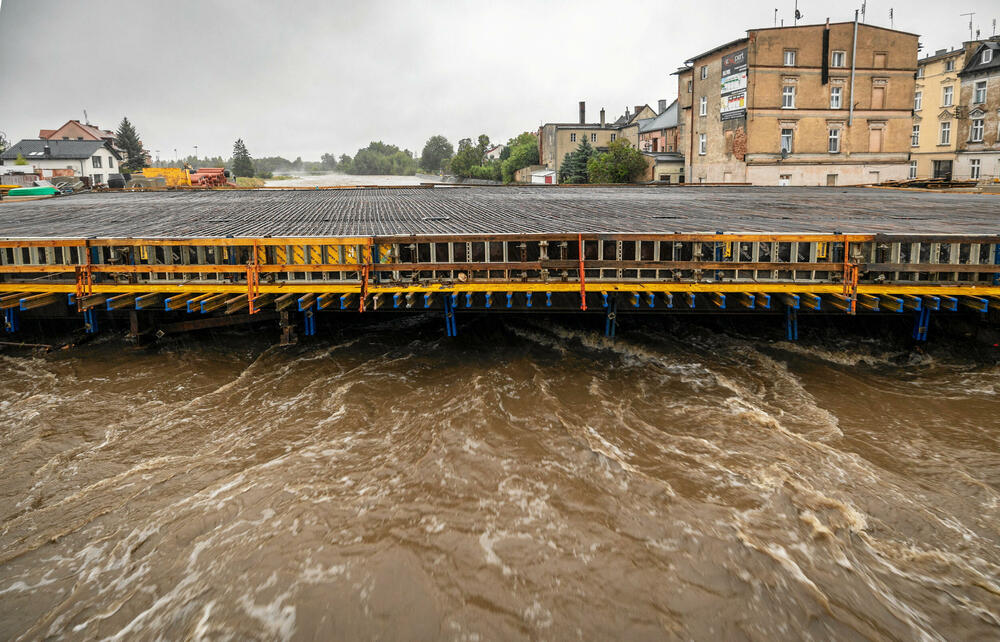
(860, 1, 866, 23)
(889, 8, 894, 29)
(774, 8, 778, 26)
(794, 0, 802, 25)
(960, 11, 975, 40)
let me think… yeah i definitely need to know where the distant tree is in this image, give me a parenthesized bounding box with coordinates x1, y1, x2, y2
(420, 135, 453, 172)
(320, 153, 338, 170)
(501, 132, 539, 183)
(231, 139, 254, 177)
(558, 139, 594, 184)
(291, 156, 303, 171)
(586, 140, 647, 183)
(449, 135, 492, 177)
(0, 131, 8, 154)
(339, 142, 417, 175)
(114, 117, 149, 172)
(14, 153, 27, 165)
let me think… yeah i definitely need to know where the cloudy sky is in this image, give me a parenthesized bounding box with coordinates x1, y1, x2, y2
(1, 0, 997, 161)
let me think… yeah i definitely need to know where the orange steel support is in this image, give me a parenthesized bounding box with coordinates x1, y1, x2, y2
(247, 241, 261, 315)
(842, 238, 859, 315)
(359, 239, 373, 312)
(578, 234, 587, 311)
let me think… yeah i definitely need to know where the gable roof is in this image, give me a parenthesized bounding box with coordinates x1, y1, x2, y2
(959, 41, 1000, 76)
(639, 100, 679, 133)
(40, 120, 116, 141)
(1, 139, 121, 161)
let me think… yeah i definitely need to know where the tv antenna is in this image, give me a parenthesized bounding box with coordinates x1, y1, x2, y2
(889, 8, 894, 29)
(860, 1, 867, 23)
(960, 11, 975, 40)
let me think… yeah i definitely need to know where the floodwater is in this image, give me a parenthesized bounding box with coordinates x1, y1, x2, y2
(264, 173, 432, 188)
(1, 315, 999, 640)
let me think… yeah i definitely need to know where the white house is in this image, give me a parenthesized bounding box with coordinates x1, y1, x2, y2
(484, 144, 506, 161)
(0, 139, 122, 184)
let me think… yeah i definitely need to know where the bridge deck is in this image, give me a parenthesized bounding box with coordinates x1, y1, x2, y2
(0, 186, 997, 238)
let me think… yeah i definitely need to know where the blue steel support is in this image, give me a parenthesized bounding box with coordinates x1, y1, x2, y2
(526, 292, 532, 308)
(465, 292, 472, 308)
(685, 292, 696, 308)
(485, 292, 492, 309)
(785, 307, 798, 341)
(632, 292, 640, 308)
(83, 309, 98, 334)
(393, 294, 401, 309)
(602, 292, 609, 308)
(913, 307, 931, 342)
(443, 296, 454, 337)
(604, 296, 618, 338)
(993, 243, 1000, 285)
(424, 293, 432, 308)
(303, 306, 316, 336)
(4, 308, 19, 333)
(546, 292, 552, 307)
(506, 292, 513, 308)
(340, 294, 350, 310)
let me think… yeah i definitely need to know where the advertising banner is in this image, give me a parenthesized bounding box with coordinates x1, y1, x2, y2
(721, 47, 748, 121)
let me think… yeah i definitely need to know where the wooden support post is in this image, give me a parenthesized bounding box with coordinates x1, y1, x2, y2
(19, 293, 63, 310)
(279, 310, 297, 346)
(106, 293, 137, 310)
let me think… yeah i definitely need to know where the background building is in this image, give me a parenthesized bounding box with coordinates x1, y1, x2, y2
(679, 21, 918, 185)
(537, 102, 655, 179)
(911, 47, 968, 180)
(956, 39, 1000, 182)
(0, 139, 122, 184)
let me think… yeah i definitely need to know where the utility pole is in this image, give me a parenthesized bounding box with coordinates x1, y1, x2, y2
(794, 0, 799, 25)
(774, 8, 778, 26)
(960, 11, 975, 40)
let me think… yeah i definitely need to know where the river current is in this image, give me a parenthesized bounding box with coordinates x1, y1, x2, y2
(1, 315, 998, 640)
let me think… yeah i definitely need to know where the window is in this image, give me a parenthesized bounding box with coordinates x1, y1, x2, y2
(570, 133, 576, 142)
(871, 85, 885, 109)
(971, 158, 981, 179)
(942, 86, 953, 107)
(939, 121, 951, 145)
(830, 86, 842, 109)
(945, 59, 955, 72)
(590, 133, 597, 142)
(914, 91, 922, 111)
(687, 80, 693, 93)
(92, 156, 102, 168)
(698, 133, 706, 155)
(971, 118, 984, 142)
(832, 51, 846, 67)
(916, 66, 924, 78)
(700, 65, 707, 80)
(911, 124, 920, 146)
(780, 128, 793, 153)
(984, 49, 994, 64)
(610, 133, 616, 142)
(974, 80, 987, 104)
(784, 50, 796, 66)
(909, 161, 917, 179)
(869, 127, 883, 153)
(92, 174, 102, 184)
(828, 128, 841, 153)
(782, 86, 796, 109)
(874, 52, 887, 68)
(108, 157, 114, 167)
(62, 136, 69, 140)
(699, 96, 707, 116)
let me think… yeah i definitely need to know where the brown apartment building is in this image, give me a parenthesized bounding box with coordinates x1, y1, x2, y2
(678, 21, 918, 185)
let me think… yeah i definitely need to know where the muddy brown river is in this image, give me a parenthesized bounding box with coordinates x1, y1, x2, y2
(1, 315, 998, 640)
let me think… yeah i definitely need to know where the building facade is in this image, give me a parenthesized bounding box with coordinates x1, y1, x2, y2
(911, 47, 968, 180)
(679, 22, 918, 185)
(956, 39, 1000, 182)
(1, 139, 122, 185)
(638, 100, 680, 153)
(538, 102, 656, 179)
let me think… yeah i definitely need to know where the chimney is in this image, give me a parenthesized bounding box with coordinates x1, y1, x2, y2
(658, 99, 667, 113)
(634, 105, 644, 116)
(43, 144, 51, 158)
(600, 108, 606, 127)
(579, 101, 586, 124)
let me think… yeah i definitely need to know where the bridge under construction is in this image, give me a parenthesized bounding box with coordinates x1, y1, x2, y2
(1, 185, 998, 342)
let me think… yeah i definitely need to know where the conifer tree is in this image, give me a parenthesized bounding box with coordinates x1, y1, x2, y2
(114, 117, 149, 172)
(558, 139, 594, 184)
(231, 139, 254, 178)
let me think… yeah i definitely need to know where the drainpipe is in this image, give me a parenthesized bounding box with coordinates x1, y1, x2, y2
(849, 10, 859, 126)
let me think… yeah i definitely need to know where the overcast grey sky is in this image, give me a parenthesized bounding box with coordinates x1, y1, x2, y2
(1, 0, 997, 161)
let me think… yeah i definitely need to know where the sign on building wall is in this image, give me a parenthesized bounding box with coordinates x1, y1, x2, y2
(721, 47, 747, 121)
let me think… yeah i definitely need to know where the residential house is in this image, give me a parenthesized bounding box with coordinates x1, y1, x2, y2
(911, 46, 972, 179)
(641, 152, 685, 183)
(0, 139, 122, 185)
(956, 38, 1000, 182)
(639, 99, 680, 153)
(40, 119, 121, 153)
(678, 21, 918, 185)
(483, 145, 506, 161)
